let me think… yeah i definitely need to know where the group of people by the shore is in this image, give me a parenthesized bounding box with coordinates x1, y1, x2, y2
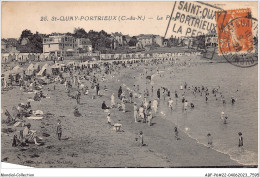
(2, 57, 243, 151)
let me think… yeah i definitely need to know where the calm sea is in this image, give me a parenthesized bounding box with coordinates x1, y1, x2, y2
(150, 61, 258, 166)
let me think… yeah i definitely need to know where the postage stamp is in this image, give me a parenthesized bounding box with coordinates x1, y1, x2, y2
(216, 8, 258, 67)
(216, 8, 254, 54)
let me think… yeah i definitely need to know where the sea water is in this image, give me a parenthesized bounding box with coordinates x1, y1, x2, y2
(151, 62, 258, 166)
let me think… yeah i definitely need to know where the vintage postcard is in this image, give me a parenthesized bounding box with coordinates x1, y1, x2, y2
(1, 1, 259, 177)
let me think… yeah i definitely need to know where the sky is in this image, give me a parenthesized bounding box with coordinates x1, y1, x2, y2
(1, 1, 258, 39)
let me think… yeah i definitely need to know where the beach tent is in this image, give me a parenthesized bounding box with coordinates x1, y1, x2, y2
(37, 63, 52, 77)
(67, 61, 75, 66)
(51, 63, 61, 69)
(10, 65, 23, 74)
(26, 63, 35, 76)
(39, 53, 45, 61)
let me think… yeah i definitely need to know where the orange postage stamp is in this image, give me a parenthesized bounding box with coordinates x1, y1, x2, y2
(216, 8, 254, 55)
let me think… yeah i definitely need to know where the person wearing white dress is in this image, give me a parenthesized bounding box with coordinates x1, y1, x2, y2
(168, 98, 174, 110)
(122, 101, 126, 112)
(111, 93, 115, 107)
(152, 99, 158, 113)
(139, 106, 144, 121)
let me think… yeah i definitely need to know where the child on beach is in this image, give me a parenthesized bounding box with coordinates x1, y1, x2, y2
(107, 113, 112, 127)
(56, 119, 62, 141)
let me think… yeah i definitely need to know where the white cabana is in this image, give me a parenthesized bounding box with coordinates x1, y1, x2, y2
(10, 65, 23, 74)
(37, 63, 52, 77)
(26, 63, 34, 76)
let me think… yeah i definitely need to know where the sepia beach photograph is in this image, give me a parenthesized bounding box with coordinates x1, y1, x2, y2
(1, 1, 258, 172)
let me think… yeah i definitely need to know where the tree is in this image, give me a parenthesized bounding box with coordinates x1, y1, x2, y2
(19, 29, 33, 42)
(17, 29, 43, 53)
(74, 27, 88, 38)
(128, 36, 138, 46)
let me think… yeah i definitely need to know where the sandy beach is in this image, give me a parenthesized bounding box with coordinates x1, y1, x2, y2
(2, 59, 250, 168)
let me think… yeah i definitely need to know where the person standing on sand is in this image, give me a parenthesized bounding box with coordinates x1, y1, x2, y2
(107, 113, 112, 127)
(174, 127, 179, 140)
(139, 105, 144, 122)
(121, 101, 126, 113)
(163, 89, 166, 101)
(157, 89, 160, 100)
(129, 92, 133, 103)
(56, 119, 62, 141)
(76, 91, 81, 104)
(168, 98, 174, 110)
(182, 95, 185, 103)
(147, 110, 153, 126)
(139, 131, 144, 146)
(134, 103, 138, 122)
(175, 90, 178, 98)
(111, 93, 115, 108)
(118, 86, 122, 99)
(96, 83, 100, 96)
(152, 99, 158, 113)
